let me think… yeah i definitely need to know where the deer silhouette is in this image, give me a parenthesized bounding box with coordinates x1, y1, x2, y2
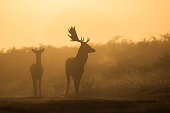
(30, 47, 44, 96)
(65, 27, 96, 97)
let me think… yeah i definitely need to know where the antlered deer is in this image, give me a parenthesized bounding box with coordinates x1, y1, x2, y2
(30, 47, 44, 96)
(65, 27, 96, 97)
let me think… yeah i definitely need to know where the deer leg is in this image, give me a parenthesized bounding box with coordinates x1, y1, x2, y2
(33, 80, 37, 96)
(39, 79, 42, 96)
(74, 80, 79, 98)
(65, 75, 70, 96)
(77, 79, 80, 97)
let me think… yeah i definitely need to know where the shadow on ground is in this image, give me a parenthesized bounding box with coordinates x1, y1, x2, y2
(0, 97, 170, 113)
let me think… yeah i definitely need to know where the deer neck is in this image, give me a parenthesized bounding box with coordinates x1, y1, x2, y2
(36, 55, 42, 65)
(76, 48, 88, 67)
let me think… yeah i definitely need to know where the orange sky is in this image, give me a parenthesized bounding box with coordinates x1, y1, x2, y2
(0, 0, 170, 49)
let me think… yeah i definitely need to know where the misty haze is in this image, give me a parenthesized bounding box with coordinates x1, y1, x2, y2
(1, 34, 170, 112)
(0, 0, 170, 113)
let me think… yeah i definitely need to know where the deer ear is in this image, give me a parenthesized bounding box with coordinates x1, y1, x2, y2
(41, 48, 44, 52)
(32, 49, 36, 53)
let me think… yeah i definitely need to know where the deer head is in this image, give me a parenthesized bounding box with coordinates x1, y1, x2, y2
(32, 47, 44, 56)
(68, 27, 95, 53)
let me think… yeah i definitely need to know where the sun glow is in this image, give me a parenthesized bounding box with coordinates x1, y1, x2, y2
(0, 0, 170, 49)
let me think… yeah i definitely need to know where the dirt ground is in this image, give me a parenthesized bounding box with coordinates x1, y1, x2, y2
(0, 97, 170, 113)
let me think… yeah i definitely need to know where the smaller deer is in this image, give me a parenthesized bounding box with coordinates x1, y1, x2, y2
(30, 47, 44, 96)
(65, 27, 96, 97)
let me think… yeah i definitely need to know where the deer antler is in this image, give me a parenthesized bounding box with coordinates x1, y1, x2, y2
(68, 27, 80, 42)
(86, 38, 90, 43)
(68, 27, 90, 43)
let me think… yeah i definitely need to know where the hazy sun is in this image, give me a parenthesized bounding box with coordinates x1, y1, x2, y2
(0, 0, 170, 49)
